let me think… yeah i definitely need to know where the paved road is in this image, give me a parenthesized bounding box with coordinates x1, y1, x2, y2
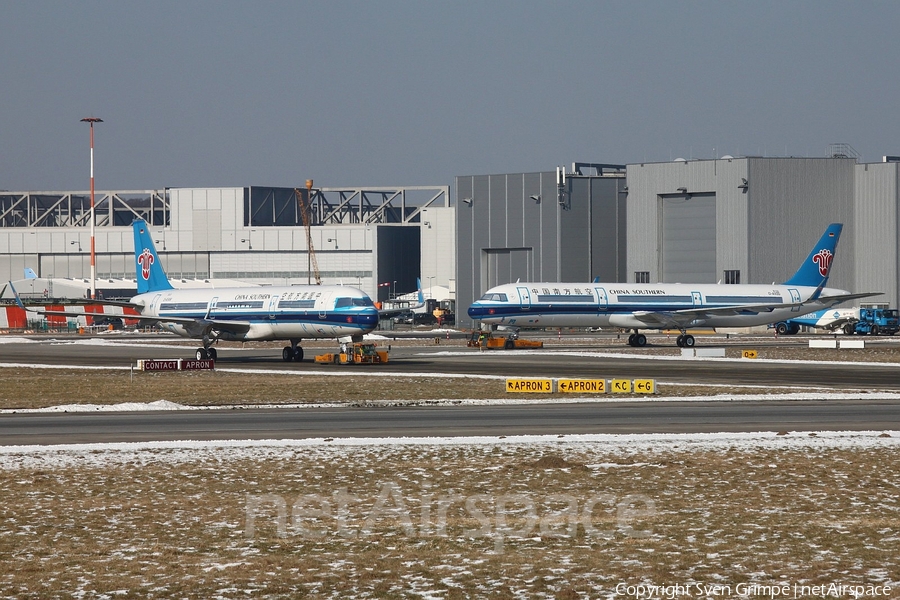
(3, 333, 898, 389)
(2, 399, 898, 445)
(1, 334, 899, 444)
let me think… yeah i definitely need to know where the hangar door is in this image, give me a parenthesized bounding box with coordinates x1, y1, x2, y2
(660, 193, 716, 283)
(481, 248, 533, 292)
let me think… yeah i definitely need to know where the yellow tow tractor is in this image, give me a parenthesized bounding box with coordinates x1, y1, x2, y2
(466, 331, 543, 350)
(315, 342, 389, 365)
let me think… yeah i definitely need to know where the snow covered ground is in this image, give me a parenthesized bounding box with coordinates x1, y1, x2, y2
(2, 334, 898, 597)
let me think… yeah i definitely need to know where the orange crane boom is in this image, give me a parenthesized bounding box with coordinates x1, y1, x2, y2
(295, 181, 321, 285)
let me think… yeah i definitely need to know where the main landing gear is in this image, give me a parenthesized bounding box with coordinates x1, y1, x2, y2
(627, 332, 647, 347)
(196, 333, 218, 360)
(195, 347, 217, 360)
(626, 331, 696, 348)
(675, 333, 695, 348)
(282, 340, 304, 362)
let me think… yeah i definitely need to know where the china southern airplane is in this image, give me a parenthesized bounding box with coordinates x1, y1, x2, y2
(12, 219, 382, 362)
(468, 223, 879, 348)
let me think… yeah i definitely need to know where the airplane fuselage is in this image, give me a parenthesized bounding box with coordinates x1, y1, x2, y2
(133, 284, 379, 341)
(468, 282, 849, 329)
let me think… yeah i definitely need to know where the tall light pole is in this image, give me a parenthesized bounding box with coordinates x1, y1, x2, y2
(81, 117, 102, 300)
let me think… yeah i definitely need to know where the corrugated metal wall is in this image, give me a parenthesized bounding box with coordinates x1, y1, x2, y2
(854, 162, 899, 307)
(626, 157, 860, 292)
(455, 171, 627, 326)
(747, 158, 855, 292)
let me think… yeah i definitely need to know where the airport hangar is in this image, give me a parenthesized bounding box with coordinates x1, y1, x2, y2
(2, 146, 899, 326)
(0, 185, 454, 310)
(456, 149, 900, 327)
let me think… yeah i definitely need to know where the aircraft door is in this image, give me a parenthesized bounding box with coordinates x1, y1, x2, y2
(318, 292, 332, 319)
(207, 296, 218, 319)
(149, 294, 162, 315)
(516, 287, 531, 310)
(594, 288, 608, 313)
(788, 288, 801, 312)
(691, 291, 702, 307)
(268, 295, 279, 320)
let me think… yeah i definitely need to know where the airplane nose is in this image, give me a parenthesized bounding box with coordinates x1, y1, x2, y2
(467, 303, 485, 319)
(359, 308, 379, 325)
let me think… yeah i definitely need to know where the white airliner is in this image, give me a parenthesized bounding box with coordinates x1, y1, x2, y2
(468, 223, 879, 348)
(12, 219, 382, 362)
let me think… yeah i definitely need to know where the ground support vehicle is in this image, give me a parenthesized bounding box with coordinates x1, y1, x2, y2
(314, 343, 389, 365)
(466, 331, 544, 350)
(845, 308, 900, 336)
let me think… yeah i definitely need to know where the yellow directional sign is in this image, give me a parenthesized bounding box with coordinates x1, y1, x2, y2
(742, 349, 758, 359)
(633, 379, 655, 394)
(558, 379, 607, 394)
(506, 378, 554, 393)
(610, 379, 632, 394)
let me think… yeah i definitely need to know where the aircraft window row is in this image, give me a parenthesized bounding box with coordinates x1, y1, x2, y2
(706, 296, 780, 304)
(278, 299, 317, 309)
(479, 293, 508, 302)
(217, 301, 265, 309)
(616, 295, 691, 303)
(159, 302, 209, 312)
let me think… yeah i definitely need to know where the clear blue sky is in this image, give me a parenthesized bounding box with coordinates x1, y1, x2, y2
(3, 1, 899, 191)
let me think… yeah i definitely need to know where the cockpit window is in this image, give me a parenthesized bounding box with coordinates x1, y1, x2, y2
(335, 297, 375, 308)
(478, 293, 508, 302)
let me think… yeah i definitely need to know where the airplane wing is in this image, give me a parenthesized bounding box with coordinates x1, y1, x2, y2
(23, 305, 253, 338)
(629, 291, 882, 329)
(7, 280, 252, 335)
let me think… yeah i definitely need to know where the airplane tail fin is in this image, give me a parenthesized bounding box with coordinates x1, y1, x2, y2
(132, 219, 174, 294)
(24, 268, 37, 280)
(417, 277, 425, 305)
(782, 223, 843, 289)
(8, 281, 26, 310)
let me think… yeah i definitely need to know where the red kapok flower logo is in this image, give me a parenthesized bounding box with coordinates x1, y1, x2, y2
(813, 249, 833, 277)
(138, 249, 154, 280)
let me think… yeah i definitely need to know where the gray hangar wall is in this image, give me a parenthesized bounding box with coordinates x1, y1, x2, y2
(625, 157, 857, 294)
(456, 171, 627, 327)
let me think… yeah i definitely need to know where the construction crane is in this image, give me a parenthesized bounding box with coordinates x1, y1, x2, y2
(295, 180, 321, 285)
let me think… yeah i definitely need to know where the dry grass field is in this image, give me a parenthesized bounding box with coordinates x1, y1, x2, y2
(3, 333, 900, 410)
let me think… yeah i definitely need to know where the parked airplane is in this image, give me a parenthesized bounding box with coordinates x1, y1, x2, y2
(11, 219, 381, 361)
(468, 223, 879, 348)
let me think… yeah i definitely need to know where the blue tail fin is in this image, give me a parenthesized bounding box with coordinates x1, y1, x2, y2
(24, 268, 37, 280)
(783, 223, 843, 289)
(133, 219, 174, 294)
(417, 277, 425, 304)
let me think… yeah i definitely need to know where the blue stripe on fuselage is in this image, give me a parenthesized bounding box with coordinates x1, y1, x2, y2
(467, 299, 786, 319)
(156, 308, 378, 328)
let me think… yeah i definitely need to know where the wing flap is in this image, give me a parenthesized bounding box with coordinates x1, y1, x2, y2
(22, 306, 252, 335)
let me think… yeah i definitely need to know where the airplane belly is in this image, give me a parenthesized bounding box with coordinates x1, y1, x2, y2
(608, 315, 645, 329)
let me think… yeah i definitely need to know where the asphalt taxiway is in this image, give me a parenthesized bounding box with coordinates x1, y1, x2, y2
(1, 334, 899, 444)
